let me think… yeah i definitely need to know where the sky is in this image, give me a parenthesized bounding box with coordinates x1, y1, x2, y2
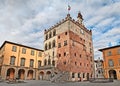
(0, 0, 120, 60)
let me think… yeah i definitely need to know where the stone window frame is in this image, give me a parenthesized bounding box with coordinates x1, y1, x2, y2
(12, 46, 17, 52)
(64, 40, 67, 46)
(31, 50, 35, 56)
(72, 73, 75, 78)
(10, 56, 16, 65)
(107, 51, 112, 56)
(49, 32, 52, 38)
(58, 43, 61, 48)
(78, 73, 80, 78)
(49, 42, 51, 49)
(44, 59, 47, 66)
(52, 40, 56, 48)
(108, 59, 114, 67)
(20, 58, 25, 66)
(22, 48, 26, 54)
(30, 59, 34, 67)
(38, 60, 42, 68)
(53, 30, 56, 36)
(45, 43, 48, 50)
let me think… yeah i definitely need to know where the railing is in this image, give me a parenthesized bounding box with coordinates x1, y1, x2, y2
(38, 65, 55, 70)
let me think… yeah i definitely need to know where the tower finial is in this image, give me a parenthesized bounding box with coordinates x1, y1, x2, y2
(77, 11, 83, 24)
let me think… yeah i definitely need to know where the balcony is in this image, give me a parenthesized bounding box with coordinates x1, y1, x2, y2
(38, 65, 55, 70)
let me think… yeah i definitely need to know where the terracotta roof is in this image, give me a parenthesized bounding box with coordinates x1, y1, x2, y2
(99, 45, 120, 51)
(0, 41, 44, 51)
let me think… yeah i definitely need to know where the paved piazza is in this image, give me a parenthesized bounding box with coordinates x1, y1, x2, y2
(0, 80, 120, 86)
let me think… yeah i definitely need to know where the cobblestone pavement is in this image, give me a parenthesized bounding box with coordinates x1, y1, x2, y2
(0, 80, 120, 86)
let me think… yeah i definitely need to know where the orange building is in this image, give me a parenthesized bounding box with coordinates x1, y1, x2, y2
(99, 45, 120, 80)
(0, 41, 44, 80)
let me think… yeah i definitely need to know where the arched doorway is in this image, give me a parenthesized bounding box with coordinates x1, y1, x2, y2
(109, 70, 117, 79)
(27, 70, 34, 80)
(18, 69, 25, 80)
(46, 71, 51, 80)
(39, 71, 44, 80)
(6, 68, 15, 80)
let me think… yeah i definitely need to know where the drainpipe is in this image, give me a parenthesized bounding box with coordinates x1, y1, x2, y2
(16, 46, 20, 79)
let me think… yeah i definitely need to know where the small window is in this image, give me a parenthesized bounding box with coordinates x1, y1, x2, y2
(22, 48, 26, 54)
(52, 60, 55, 66)
(64, 52, 66, 56)
(83, 73, 85, 78)
(48, 59, 51, 65)
(53, 30, 56, 36)
(44, 59, 47, 66)
(118, 49, 120, 54)
(64, 40, 67, 46)
(58, 36, 60, 39)
(65, 32, 67, 35)
(49, 32, 52, 38)
(38, 60, 42, 68)
(63, 61, 66, 65)
(38, 52, 42, 57)
(80, 63, 82, 66)
(80, 54, 81, 58)
(46, 34, 48, 40)
(74, 53, 76, 56)
(75, 62, 77, 65)
(58, 43, 61, 48)
(49, 42, 51, 49)
(45, 43, 47, 50)
(107, 51, 112, 56)
(30, 59, 34, 67)
(20, 58, 25, 66)
(78, 73, 80, 78)
(52, 40, 56, 47)
(72, 73, 75, 78)
(119, 59, 120, 65)
(59, 54, 61, 57)
(10, 56, 16, 65)
(31, 50, 34, 56)
(12, 46, 17, 52)
(108, 59, 114, 67)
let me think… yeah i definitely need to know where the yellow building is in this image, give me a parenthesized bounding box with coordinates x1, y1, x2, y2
(99, 45, 120, 80)
(0, 41, 44, 80)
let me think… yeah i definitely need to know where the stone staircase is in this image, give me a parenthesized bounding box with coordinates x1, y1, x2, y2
(50, 71, 70, 83)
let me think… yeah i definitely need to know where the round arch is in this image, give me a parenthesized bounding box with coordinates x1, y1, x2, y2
(109, 70, 117, 79)
(6, 68, 15, 80)
(27, 70, 34, 80)
(18, 69, 25, 80)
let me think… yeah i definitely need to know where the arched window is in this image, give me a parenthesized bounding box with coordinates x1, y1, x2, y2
(48, 58, 51, 65)
(38, 60, 42, 68)
(53, 30, 56, 36)
(52, 60, 55, 66)
(46, 34, 48, 40)
(52, 40, 56, 47)
(49, 42, 51, 49)
(49, 32, 52, 38)
(44, 59, 47, 66)
(45, 43, 47, 50)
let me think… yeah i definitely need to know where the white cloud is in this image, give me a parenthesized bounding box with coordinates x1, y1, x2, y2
(0, 0, 120, 60)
